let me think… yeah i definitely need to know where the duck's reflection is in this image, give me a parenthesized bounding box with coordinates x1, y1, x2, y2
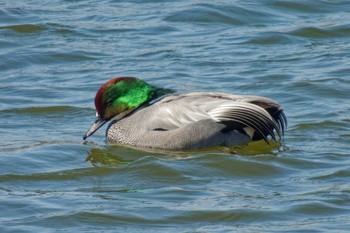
(85, 140, 285, 167)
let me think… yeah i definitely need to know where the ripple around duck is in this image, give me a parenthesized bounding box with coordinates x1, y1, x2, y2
(186, 153, 284, 178)
(85, 143, 288, 175)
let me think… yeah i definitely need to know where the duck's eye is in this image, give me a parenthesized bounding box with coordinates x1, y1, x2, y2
(106, 98, 113, 105)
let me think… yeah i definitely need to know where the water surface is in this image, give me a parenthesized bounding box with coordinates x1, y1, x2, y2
(1, 0, 350, 232)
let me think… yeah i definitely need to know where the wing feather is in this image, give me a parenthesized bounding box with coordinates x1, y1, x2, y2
(209, 102, 282, 143)
(146, 92, 286, 143)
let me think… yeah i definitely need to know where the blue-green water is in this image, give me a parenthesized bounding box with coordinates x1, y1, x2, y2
(1, 0, 350, 232)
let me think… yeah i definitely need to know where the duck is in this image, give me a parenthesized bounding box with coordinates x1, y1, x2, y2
(83, 77, 287, 150)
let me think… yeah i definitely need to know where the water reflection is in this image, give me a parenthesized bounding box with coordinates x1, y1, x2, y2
(86, 147, 129, 167)
(86, 140, 284, 166)
(85, 145, 172, 167)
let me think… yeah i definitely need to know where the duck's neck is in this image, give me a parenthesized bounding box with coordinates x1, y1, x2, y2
(150, 85, 174, 102)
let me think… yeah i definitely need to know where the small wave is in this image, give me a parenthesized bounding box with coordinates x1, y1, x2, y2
(310, 167, 350, 181)
(0, 24, 46, 33)
(164, 4, 244, 26)
(268, 1, 343, 14)
(0, 166, 115, 182)
(289, 25, 350, 39)
(242, 33, 294, 45)
(294, 120, 348, 131)
(0, 106, 87, 115)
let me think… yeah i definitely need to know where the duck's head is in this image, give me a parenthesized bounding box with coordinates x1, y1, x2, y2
(83, 77, 172, 140)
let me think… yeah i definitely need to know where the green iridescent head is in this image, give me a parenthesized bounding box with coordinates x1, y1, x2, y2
(95, 77, 157, 119)
(83, 77, 172, 140)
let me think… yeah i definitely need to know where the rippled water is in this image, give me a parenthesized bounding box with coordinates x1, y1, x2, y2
(1, 0, 350, 232)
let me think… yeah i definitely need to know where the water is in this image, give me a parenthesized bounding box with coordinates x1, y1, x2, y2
(1, 0, 350, 232)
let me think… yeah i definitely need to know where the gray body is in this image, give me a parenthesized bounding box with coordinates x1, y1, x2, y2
(106, 92, 286, 150)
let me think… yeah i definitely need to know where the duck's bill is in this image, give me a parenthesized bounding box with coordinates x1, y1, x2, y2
(83, 116, 107, 140)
